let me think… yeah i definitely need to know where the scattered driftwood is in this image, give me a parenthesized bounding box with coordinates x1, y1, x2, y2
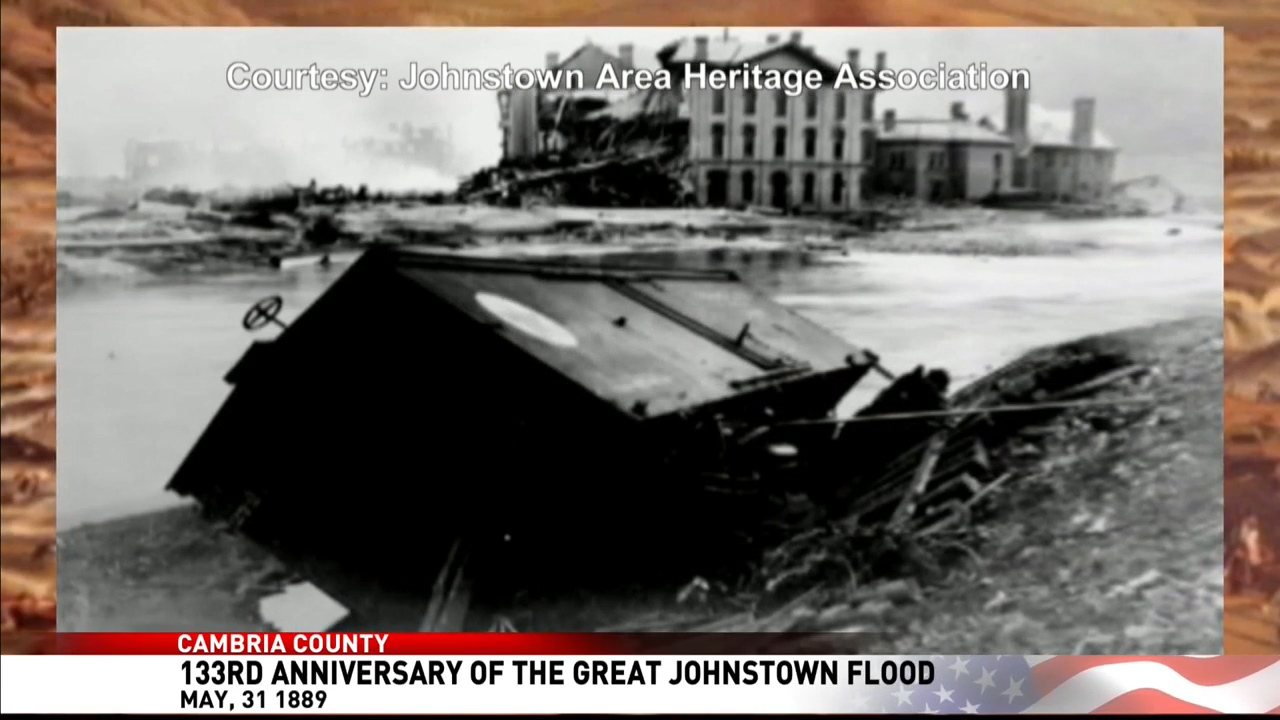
(915, 472, 1014, 537)
(581, 348, 1159, 635)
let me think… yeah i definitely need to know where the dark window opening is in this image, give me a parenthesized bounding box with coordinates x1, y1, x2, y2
(711, 124, 726, 159)
(707, 170, 729, 206)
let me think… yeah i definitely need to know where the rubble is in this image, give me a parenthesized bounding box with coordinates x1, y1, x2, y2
(572, 341, 1161, 637)
(457, 147, 691, 209)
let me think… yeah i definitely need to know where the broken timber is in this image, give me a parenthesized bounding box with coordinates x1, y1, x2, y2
(777, 396, 1157, 428)
(420, 538, 471, 632)
(886, 426, 951, 535)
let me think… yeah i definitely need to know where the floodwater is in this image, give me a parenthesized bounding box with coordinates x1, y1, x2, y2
(57, 216, 1224, 527)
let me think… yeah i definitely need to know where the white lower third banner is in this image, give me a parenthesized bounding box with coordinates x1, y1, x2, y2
(3, 640, 1277, 714)
(1, 654, 957, 714)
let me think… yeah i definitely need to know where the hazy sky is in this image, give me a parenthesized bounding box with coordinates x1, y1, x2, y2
(58, 27, 1222, 185)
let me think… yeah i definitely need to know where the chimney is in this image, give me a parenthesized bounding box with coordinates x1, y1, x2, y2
(1071, 97, 1096, 147)
(694, 35, 709, 61)
(766, 33, 780, 44)
(846, 49, 860, 70)
(790, 31, 803, 45)
(619, 43, 634, 68)
(1004, 86, 1030, 147)
(546, 52, 560, 69)
(875, 52, 887, 71)
(884, 109, 896, 132)
(950, 101, 967, 121)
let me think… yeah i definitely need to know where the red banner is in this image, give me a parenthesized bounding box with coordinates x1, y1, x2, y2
(52, 632, 885, 655)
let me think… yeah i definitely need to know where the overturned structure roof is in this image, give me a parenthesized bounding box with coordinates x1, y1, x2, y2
(166, 247, 881, 597)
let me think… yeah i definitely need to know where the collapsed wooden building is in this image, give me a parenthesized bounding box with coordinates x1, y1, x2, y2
(166, 246, 1139, 629)
(169, 247, 880, 574)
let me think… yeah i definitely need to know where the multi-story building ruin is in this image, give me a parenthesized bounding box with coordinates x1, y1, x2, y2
(494, 32, 1118, 210)
(496, 32, 883, 212)
(658, 31, 882, 212)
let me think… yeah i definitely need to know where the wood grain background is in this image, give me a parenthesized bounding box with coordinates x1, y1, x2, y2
(1, 0, 1274, 653)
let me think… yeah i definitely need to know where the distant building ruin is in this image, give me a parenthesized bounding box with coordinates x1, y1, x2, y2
(872, 102, 1014, 203)
(497, 32, 884, 212)
(1003, 89, 1119, 203)
(493, 32, 1119, 210)
(657, 32, 882, 212)
(497, 42, 649, 162)
(872, 91, 1120, 205)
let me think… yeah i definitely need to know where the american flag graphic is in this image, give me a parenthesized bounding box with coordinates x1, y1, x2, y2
(860, 655, 1280, 714)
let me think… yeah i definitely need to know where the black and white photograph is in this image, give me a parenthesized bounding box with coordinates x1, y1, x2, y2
(56, 26, 1224, 654)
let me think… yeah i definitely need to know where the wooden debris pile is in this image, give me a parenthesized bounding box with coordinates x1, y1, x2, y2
(457, 146, 691, 209)
(592, 342, 1160, 635)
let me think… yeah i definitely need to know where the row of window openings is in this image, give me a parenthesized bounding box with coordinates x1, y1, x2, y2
(711, 89, 874, 121)
(710, 126, 874, 161)
(885, 151, 1007, 174)
(1028, 177, 1103, 195)
(728, 170, 847, 205)
(885, 150, 951, 171)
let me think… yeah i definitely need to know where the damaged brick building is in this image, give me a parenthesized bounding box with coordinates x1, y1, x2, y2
(658, 32, 883, 212)
(495, 31, 1122, 210)
(496, 31, 884, 212)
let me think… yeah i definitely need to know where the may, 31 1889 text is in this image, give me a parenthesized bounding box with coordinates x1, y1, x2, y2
(181, 660, 327, 710)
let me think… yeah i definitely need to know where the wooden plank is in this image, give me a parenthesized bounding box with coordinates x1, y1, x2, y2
(886, 427, 949, 534)
(419, 538, 472, 632)
(916, 472, 1015, 537)
(1047, 364, 1147, 400)
(778, 397, 1156, 427)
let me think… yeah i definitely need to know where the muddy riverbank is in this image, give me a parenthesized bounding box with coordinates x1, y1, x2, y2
(56, 316, 1223, 655)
